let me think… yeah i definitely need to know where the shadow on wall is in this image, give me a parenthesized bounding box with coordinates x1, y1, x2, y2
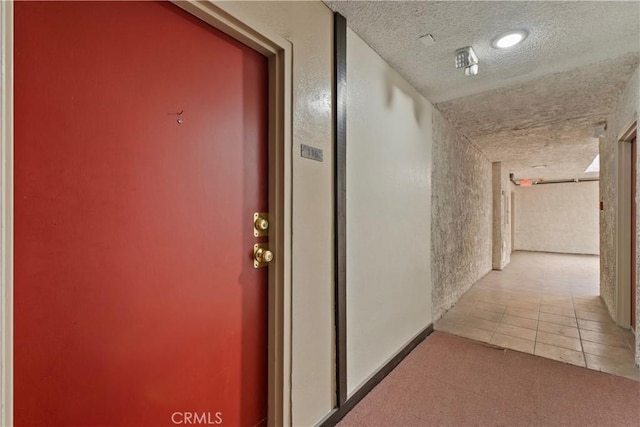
(383, 69, 426, 126)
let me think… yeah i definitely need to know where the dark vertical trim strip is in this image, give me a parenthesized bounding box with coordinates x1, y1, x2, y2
(333, 11, 348, 408)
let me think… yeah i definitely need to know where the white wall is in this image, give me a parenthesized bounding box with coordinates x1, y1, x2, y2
(346, 28, 432, 395)
(212, 2, 335, 425)
(515, 181, 599, 255)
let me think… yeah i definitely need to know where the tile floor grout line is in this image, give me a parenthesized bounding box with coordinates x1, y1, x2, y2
(436, 253, 638, 380)
(571, 293, 587, 365)
(534, 295, 542, 355)
(488, 300, 508, 343)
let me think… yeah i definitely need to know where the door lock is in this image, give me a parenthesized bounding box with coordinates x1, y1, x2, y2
(254, 243, 273, 268)
(253, 212, 270, 237)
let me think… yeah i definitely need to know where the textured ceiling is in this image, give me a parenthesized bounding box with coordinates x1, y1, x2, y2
(437, 54, 639, 180)
(324, 0, 640, 103)
(324, 0, 640, 180)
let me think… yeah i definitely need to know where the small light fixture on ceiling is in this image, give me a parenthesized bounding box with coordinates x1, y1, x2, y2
(532, 164, 547, 169)
(465, 64, 478, 76)
(454, 46, 479, 76)
(492, 30, 527, 49)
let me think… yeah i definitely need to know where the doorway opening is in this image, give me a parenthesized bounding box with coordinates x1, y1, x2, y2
(616, 121, 637, 332)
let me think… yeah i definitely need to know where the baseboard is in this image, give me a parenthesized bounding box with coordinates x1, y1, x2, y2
(317, 324, 434, 427)
(513, 249, 599, 256)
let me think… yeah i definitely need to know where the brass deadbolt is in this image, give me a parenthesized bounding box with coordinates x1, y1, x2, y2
(256, 218, 269, 231)
(253, 213, 270, 237)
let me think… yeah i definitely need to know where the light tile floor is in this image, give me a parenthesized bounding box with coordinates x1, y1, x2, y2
(435, 251, 639, 381)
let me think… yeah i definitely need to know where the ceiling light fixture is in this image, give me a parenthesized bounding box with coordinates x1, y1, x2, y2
(492, 30, 527, 49)
(532, 165, 547, 169)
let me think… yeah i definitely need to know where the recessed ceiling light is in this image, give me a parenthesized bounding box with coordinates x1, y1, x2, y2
(492, 31, 527, 49)
(532, 164, 547, 169)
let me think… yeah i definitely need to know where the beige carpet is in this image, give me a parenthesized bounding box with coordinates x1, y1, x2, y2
(338, 331, 640, 426)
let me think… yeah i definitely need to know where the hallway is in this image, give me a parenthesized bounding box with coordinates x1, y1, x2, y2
(436, 251, 639, 381)
(3, 2, 639, 425)
(337, 331, 640, 426)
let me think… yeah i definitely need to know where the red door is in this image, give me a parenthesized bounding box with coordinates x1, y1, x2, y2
(14, 2, 268, 426)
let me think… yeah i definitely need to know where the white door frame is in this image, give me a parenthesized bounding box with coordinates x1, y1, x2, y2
(615, 119, 637, 328)
(511, 191, 516, 251)
(0, 1, 293, 425)
(1, 1, 14, 425)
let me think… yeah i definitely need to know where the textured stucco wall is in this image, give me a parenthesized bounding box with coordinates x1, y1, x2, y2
(515, 181, 599, 255)
(432, 109, 492, 321)
(211, 2, 335, 424)
(492, 162, 511, 270)
(601, 65, 639, 365)
(346, 28, 433, 395)
(600, 125, 616, 317)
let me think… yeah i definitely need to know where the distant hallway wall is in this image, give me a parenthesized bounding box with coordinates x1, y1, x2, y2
(515, 181, 599, 255)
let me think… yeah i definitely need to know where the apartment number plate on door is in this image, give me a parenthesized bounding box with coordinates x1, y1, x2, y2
(301, 144, 323, 162)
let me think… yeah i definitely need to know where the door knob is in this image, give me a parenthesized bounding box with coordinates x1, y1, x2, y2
(254, 243, 273, 268)
(256, 248, 273, 263)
